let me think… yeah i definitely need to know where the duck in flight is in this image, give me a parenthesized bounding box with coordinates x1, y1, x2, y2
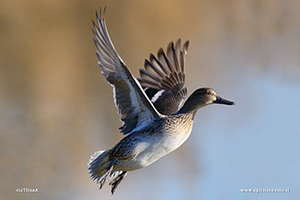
(88, 8, 235, 195)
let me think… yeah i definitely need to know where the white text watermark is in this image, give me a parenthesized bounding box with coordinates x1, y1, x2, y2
(241, 188, 290, 193)
(16, 188, 39, 193)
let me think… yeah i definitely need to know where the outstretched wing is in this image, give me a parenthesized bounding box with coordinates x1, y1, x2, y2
(137, 39, 189, 115)
(93, 8, 160, 134)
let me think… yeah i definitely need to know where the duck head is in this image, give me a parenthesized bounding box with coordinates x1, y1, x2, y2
(178, 88, 235, 115)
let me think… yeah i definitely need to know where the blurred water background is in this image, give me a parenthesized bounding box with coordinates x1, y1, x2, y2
(1, 0, 300, 199)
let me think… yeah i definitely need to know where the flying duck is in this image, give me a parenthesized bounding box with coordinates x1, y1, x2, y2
(88, 7, 235, 195)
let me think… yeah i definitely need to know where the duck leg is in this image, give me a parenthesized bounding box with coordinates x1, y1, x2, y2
(97, 161, 115, 190)
(109, 171, 128, 195)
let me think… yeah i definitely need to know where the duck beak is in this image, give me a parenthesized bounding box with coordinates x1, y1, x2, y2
(214, 96, 235, 105)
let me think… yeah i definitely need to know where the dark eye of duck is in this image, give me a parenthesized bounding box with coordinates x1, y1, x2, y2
(205, 90, 210, 95)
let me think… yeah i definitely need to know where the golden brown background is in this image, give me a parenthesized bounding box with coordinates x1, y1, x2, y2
(1, 0, 299, 199)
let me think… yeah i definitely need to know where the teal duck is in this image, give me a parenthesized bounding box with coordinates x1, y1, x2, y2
(88, 8, 235, 195)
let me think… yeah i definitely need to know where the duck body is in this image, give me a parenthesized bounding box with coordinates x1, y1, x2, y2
(111, 113, 193, 171)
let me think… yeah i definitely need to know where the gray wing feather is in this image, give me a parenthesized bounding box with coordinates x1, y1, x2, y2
(137, 39, 189, 114)
(93, 8, 160, 134)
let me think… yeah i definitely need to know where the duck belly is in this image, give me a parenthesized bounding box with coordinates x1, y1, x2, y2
(114, 128, 192, 171)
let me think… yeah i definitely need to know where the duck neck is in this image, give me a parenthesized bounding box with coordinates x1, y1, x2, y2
(178, 98, 204, 118)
